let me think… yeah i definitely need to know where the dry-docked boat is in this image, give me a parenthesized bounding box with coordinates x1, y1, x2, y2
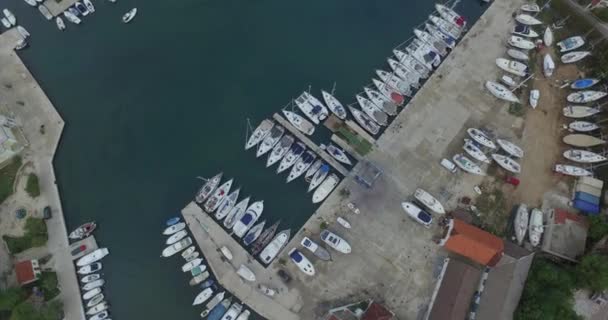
(256, 125, 284, 158)
(429, 15, 462, 40)
(294, 92, 328, 125)
(508, 36, 535, 50)
(364, 86, 397, 116)
(287, 151, 316, 183)
(324, 144, 352, 165)
(162, 237, 192, 257)
(453, 154, 485, 175)
(245, 119, 273, 150)
(507, 48, 529, 61)
(259, 229, 290, 264)
(467, 128, 497, 149)
(558, 36, 585, 52)
(569, 121, 599, 132)
(567, 91, 607, 103)
(163, 222, 186, 235)
(512, 25, 539, 38)
(233, 201, 264, 238)
(69, 222, 97, 240)
(491, 154, 521, 174)
(214, 188, 240, 220)
(554, 164, 592, 176)
(356, 94, 388, 126)
(562, 51, 591, 64)
(435, 4, 466, 28)
(426, 22, 456, 49)
(571, 78, 599, 90)
(543, 54, 555, 77)
(373, 78, 405, 105)
(195, 172, 222, 203)
(393, 49, 431, 79)
(406, 39, 440, 69)
(321, 230, 352, 253)
(193, 288, 213, 306)
(463, 139, 490, 163)
(376, 69, 411, 97)
(300, 236, 331, 261)
(305, 159, 323, 180)
(529, 89, 540, 109)
(544, 27, 553, 46)
(485, 81, 519, 103)
(277, 142, 306, 173)
(528, 208, 543, 247)
(514, 204, 529, 245)
(77, 248, 109, 267)
(289, 248, 316, 276)
(251, 220, 280, 255)
(414, 188, 445, 214)
(563, 106, 600, 118)
(496, 58, 528, 77)
(308, 164, 330, 192)
(563, 149, 606, 163)
(501, 75, 518, 88)
(387, 58, 421, 89)
(266, 134, 294, 167)
(563, 134, 605, 147)
(348, 106, 381, 135)
(515, 14, 542, 25)
(414, 28, 448, 56)
(282, 110, 315, 135)
(496, 139, 524, 158)
(204, 179, 233, 213)
(56, 17, 66, 31)
(165, 230, 187, 245)
(521, 3, 540, 12)
(312, 173, 340, 203)
(181, 258, 202, 272)
(321, 91, 348, 120)
(243, 220, 265, 246)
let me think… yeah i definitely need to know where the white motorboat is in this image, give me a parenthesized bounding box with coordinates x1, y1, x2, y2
(203, 179, 233, 213)
(501, 75, 518, 89)
(184, 251, 200, 262)
(277, 141, 306, 173)
(426, 22, 456, 49)
(190, 264, 208, 277)
(308, 164, 330, 192)
(221, 303, 243, 320)
(337, 216, 351, 229)
(571, 78, 599, 90)
(256, 125, 284, 157)
(82, 288, 101, 300)
(414, 188, 445, 214)
(563, 106, 600, 118)
(563, 134, 605, 147)
(288, 248, 316, 276)
(543, 54, 555, 77)
(521, 3, 540, 12)
(567, 90, 607, 103)
(387, 58, 420, 89)
(77, 262, 102, 275)
(87, 294, 104, 308)
(204, 291, 226, 313)
(376, 69, 411, 97)
(195, 172, 222, 203)
(182, 258, 203, 272)
(492, 154, 521, 173)
(401, 202, 434, 227)
(452, 154, 485, 175)
(365, 86, 397, 116)
(323, 144, 352, 165)
(163, 222, 186, 235)
(515, 14, 542, 25)
(1, 18, 10, 28)
(266, 135, 294, 167)
(17, 26, 30, 39)
(89, 311, 108, 320)
(287, 151, 315, 183)
(348, 106, 380, 135)
(282, 110, 315, 136)
(86, 302, 108, 315)
(243, 220, 265, 246)
(16, 39, 27, 51)
(529, 89, 540, 109)
(203, 298, 232, 319)
(414, 28, 448, 56)
(84, 0, 95, 13)
(236, 310, 251, 320)
(82, 279, 105, 291)
(511, 25, 539, 38)
(320, 230, 351, 253)
(406, 39, 440, 69)
(56, 17, 66, 31)
(165, 230, 187, 245)
(38, 5, 53, 20)
(215, 188, 240, 221)
(554, 164, 592, 176)
(75, 2, 89, 15)
(161, 237, 192, 257)
(356, 94, 388, 126)
(528, 208, 543, 247)
(429, 15, 462, 40)
(76, 248, 109, 267)
(189, 271, 209, 286)
(544, 27, 553, 46)
(463, 139, 490, 163)
(393, 49, 431, 79)
(193, 288, 213, 306)
(435, 4, 466, 29)
(294, 92, 328, 125)
(232, 201, 264, 238)
(515, 204, 529, 245)
(259, 229, 290, 264)
(68, 7, 79, 17)
(305, 159, 323, 180)
(300, 236, 331, 261)
(24, 0, 37, 7)
(562, 51, 591, 64)
(321, 91, 348, 120)
(63, 11, 81, 24)
(80, 274, 100, 284)
(69, 222, 97, 240)
(373, 78, 405, 106)
(467, 128, 496, 149)
(507, 48, 529, 61)
(563, 149, 607, 163)
(312, 173, 339, 203)
(122, 8, 137, 23)
(569, 121, 599, 132)
(496, 58, 528, 77)
(496, 139, 524, 158)
(557, 36, 585, 52)
(245, 119, 273, 150)
(485, 81, 519, 103)
(3, 9, 16, 26)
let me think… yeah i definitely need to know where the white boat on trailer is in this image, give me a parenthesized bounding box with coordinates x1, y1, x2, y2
(320, 229, 351, 254)
(544, 54, 555, 77)
(321, 91, 348, 120)
(554, 164, 592, 176)
(266, 134, 294, 167)
(453, 154, 485, 175)
(282, 110, 315, 136)
(544, 27, 554, 46)
(245, 119, 273, 150)
(376, 69, 412, 97)
(567, 91, 607, 103)
(463, 139, 490, 163)
(491, 154, 521, 174)
(563, 149, 607, 163)
(387, 58, 421, 89)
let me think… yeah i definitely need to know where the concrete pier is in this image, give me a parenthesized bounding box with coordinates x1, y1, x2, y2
(344, 119, 376, 144)
(69, 236, 98, 261)
(272, 113, 350, 176)
(44, 0, 79, 17)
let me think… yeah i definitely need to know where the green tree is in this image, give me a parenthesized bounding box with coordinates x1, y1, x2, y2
(0, 287, 26, 311)
(10, 301, 41, 320)
(25, 174, 40, 198)
(588, 215, 608, 244)
(575, 254, 608, 292)
(24, 218, 48, 247)
(40, 300, 62, 320)
(39, 272, 60, 301)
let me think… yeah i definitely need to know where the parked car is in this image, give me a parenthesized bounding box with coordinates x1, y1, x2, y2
(42, 206, 52, 219)
(401, 202, 433, 227)
(277, 269, 291, 284)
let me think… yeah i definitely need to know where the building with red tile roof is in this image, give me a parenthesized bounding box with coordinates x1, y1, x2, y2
(15, 259, 41, 286)
(440, 219, 504, 266)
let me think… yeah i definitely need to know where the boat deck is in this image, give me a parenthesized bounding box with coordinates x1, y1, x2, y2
(69, 236, 99, 260)
(43, 0, 79, 17)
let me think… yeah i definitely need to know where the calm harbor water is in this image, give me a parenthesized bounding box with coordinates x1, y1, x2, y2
(10, 0, 485, 318)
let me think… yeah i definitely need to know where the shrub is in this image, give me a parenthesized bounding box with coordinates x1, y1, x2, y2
(25, 174, 40, 198)
(0, 156, 22, 204)
(3, 218, 48, 254)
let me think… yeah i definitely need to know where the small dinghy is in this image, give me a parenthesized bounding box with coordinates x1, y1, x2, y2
(289, 248, 316, 276)
(393, 49, 431, 79)
(308, 164, 330, 192)
(259, 229, 290, 264)
(426, 22, 456, 49)
(161, 237, 192, 257)
(294, 91, 329, 125)
(514, 204, 529, 245)
(543, 54, 555, 77)
(512, 25, 539, 38)
(300, 237, 331, 261)
(485, 81, 519, 103)
(215, 188, 240, 221)
(77, 248, 109, 266)
(266, 134, 294, 168)
(348, 107, 380, 135)
(364, 86, 397, 116)
(373, 78, 405, 105)
(323, 144, 352, 165)
(204, 178, 234, 213)
(163, 222, 186, 235)
(122, 8, 137, 23)
(321, 91, 348, 120)
(563, 106, 600, 118)
(567, 90, 607, 103)
(232, 200, 264, 238)
(321, 230, 351, 253)
(81, 274, 100, 284)
(414, 188, 445, 214)
(528, 209, 544, 247)
(544, 27, 553, 46)
(463, 139, 491, 163)
(521, 3, 540, 12)
(78, 262, 102, 275)
(195, 172, 222, 203)
(277, 142, 306, 173)
(453, 154, 485, 175)
(282, 110, 315, 136)
(166, 230, 187, 245)
(287, 151, 316, 183)
(429, 14, 462, 40)
(507, 48, 529, 61)
(558, 36, 585, 52)
(243, 220, 265, 246)
(563, 149, 607, 163)
(569, 121, 599, 132)
(496, 58, 528, 77)
(554, 164, 592, 176)
(571, 78, 600, 90)
(562, 51, 591, 64)
(496, 139, 524, 158)
(467, 128, 497, 149)
(312, 173, 339, 203)
(515, 14, 542, 26)
(83, 288, 101, 300)
(182, 258, 203, 272)
(491, 154, 521, 174)
(193, 288, 213, 306)
(337, 217, 351, 229)
(69, 222, 97, 240)
(563, 134, 605, 147)
(3, 9, 16, 26)
(435, 4, 466, 28)
(529, 89, 540, 109)
(256, 125, 284, 158)
(245, 119, 273, 150)
(387, 58, 421, 88)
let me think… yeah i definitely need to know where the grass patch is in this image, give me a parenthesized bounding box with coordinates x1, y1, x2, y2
(2, 217, 48, 254)
(336, 126, 373, 156)
(39, 272, 60, 301)
(0, 156, 22, 205)
(593, 7, 608, 22)
(25, 173, 40, 198)
(473, 183, 508, 237)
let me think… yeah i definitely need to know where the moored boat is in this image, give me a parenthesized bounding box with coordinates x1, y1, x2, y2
(282, 110, 315, 135)
(206, 298, 232, 320)
(266, 134, 295, 168)
(80, 274, 100, 284)
(348, 106, 380, 135)
(162, 222, 185, 235)
(256, 125, 284, 158)
(214, 188, 240, 220)
(507, 48, 529, 61)
(300, 236, 331, 261)
(364, 86, 397, 116)
(38, 4, 53, 20)
(294, 92, 328, 125)
(491, 154, 521, 174)
(308, 164, 330, 192)
(277, 142, 305, 173)
(75, 2, 89, 15)
(189, 271, 209, 286)
(3, 9, 16, 26)
(83, 0, 95, 13)
(373, 78, 405, 106)
(429, 15, 461, 39)
(232, 201, 264, 238)
(161, 237, 192, 257)
(63, 11, 81, 24)
(287, 151, 316, 183)
(414, 28, 448, 56)
(435, 4, 466, 28)
(195, 172, 223, 203)
(86, 302, 108, 315)
(321, 91, 348, 120)
(259, 229, 290, 264)
(288, 248, 315, 276)
(77, 248, 109, 267)
(193, 287, 213, 306)
(323, 144, 352, 165)
(245, 119, 273, 150)
(165, 230, 187, 245)
(376, 69, 411, 97)
(305, 159, 323, 180)
(204, 179, 234, 213)
(393, 49, 431, 78)
(426, 22, 456, 49)
(69, 222, 97, 240)
(387, 57, 422, 88)
(223, 196, 250, 229)
(82, 287, 101, 300)
(312, 173, 339, 203)
(182, 258, 203, 272)
(86, 294, 104, 308)
(82, 279, 105, 291)
(122, 8, 137, 23)
(165, 216, 181, 226)
(243, 220, 266, 246)
(221, 303, 243, 320)
(77, 262, 102, 275)
(251, 220, 280, 255)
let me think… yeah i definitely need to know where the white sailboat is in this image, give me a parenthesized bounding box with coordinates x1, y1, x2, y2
(485, 81, 520, 103)
(425, 22, 456, 49)
(569, 121, 599, 132)
(223, 196, 250, 229)
(414, 188, 445, 214)
(364, 86, 397, 116)
(323, 144, 352, 165)
(356, 94, 388, 126)
(467, 128, 497, 149)
(515, 204, 529, 245)
(393, 49, 431, 78)
(348, 107, 380, 135)
(308, 164, 330, 192)
(508, 36, 535, 50)
(406, 39, 440, 69)
(266, 135, 294, 167)
(287, 151, 316, 183)
(195, 172, 222, 203)
(452, 154, 485, 175)
(277, 142, 306, 174)
(435, 4, 466, 28)
(56, 17, 66, 31)
(414, 28, 448, 56)
(373, 78, 405, 106)
(496, 58, 528, 77)
(243, 220, 266, 246)
(312, 173, 340, 203)
(259, 229, 290, 264)
(562, 51, 591, 64)
(282, 110, 315, 135)
(528, 208, 543, 247)
(491, 154, 521, 174)
(563, 106, 600, 118)
(305, 160, 323, 180)
(294, 92, 328, 125)
(387, 58, 421, 89)
(256, 125, 284, 157)
(245, 119, 274, 150)
(554, 164, 592, 176)
(232, 201, 264, 238)
(214, 188, 240, 220)
(567, 91, 607, 103)
(203, 179, 234, 213)
(320, 91, 348, 120)
(429, 15, 461, 40)
(563, 149, 607, 163)
(496, 139, 524, 158)
(376, 69, 411, 96)
(463, 139, 490, 163)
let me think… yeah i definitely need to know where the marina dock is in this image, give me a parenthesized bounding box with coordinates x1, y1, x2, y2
(272, 113, 350, 176)
(69, 236, 99, 261)
(344, 119, 376, 144)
